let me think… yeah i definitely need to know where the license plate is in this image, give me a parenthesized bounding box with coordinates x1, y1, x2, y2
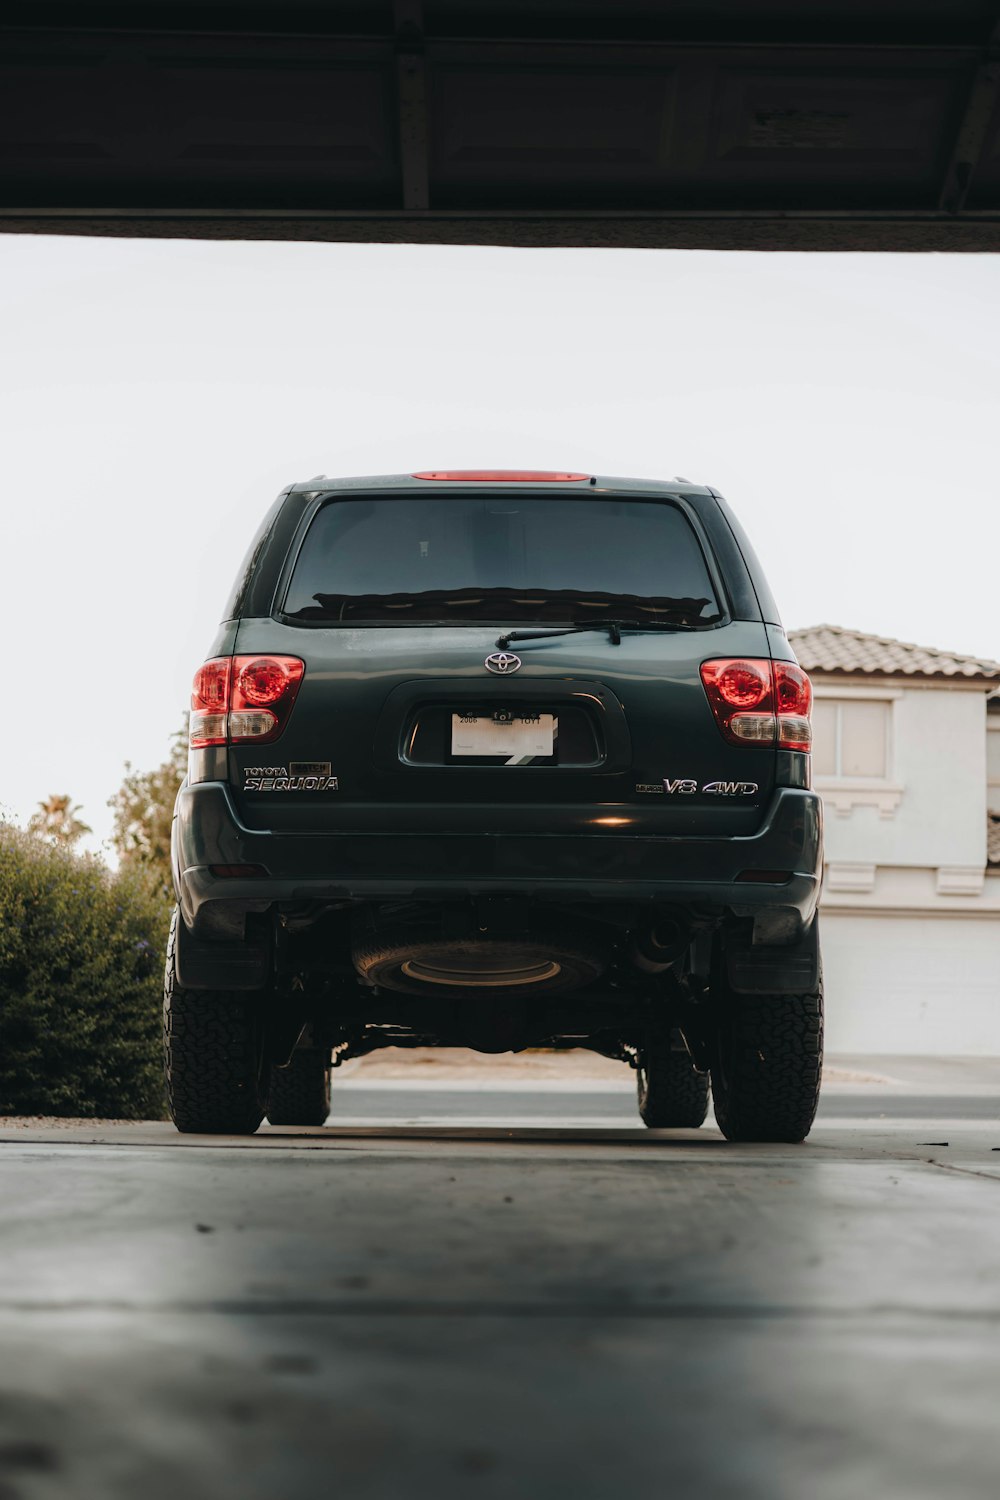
(451, 712, 556, 761)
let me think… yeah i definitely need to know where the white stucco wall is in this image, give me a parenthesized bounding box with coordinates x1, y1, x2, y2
(823, 908, 1000, 1054)
(814, 674, 1000, 1054)
(820, 683, 987, 871)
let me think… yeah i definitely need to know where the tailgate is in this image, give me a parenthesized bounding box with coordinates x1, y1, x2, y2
(228, 619, 776, 837)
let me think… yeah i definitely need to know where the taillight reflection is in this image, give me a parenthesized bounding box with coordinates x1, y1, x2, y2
(189, 655, 304, 748)
(700, 658, 812, 751)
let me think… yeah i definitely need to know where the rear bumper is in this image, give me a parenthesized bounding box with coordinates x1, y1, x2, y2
(173, 782, 823, 940)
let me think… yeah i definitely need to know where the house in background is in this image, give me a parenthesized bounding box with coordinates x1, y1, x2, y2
(987, 690, 1000, 861)
(789, 625, 1000, 1055)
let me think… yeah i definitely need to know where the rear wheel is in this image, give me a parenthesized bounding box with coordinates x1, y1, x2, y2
(266, 1048, 332, 1126)
(636, 1030, 710, 1128)
(163, 909, 269, 1135)
(710, 988, 823, 1143)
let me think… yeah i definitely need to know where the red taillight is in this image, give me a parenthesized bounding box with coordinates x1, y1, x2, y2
(193, 658, 230, 710)
(703, 659, 770, 709)
(190, 658, 232, 747)
(189, 655, 304, 749)
(700, 658, 812, 751)
(774, 662, 807, 715)
(773, 661, 812, 751)
(412, 470, 591, 482)
(234, 656, 303, 708)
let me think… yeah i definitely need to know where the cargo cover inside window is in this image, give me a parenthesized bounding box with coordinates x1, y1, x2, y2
(283, 495, 722, 626)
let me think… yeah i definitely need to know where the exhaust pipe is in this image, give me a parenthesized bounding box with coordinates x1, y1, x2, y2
(629, 918, 690, 974)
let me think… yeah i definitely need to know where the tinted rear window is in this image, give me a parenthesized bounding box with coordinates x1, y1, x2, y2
(283, 495, 721, 626)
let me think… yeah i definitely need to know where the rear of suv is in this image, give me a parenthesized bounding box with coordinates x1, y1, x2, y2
(166, 471, 823, 1140)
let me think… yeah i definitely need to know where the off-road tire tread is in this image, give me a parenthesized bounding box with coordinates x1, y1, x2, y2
(637, 1035, 710, 1128)
(266, 1050, 332, 1126)
(711, 989, 823, 1144)
(163, 909, 268, 1135)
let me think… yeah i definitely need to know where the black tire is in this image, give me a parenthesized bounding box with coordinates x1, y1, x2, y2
(637, 1030, 710, 1128)
(710, 987, 824, 1144)
(163, 909, 269, 1135)
(266, 1049, 332, 1126)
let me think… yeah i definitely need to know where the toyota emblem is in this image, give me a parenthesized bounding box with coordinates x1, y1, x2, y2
(485, 651, 522, 675)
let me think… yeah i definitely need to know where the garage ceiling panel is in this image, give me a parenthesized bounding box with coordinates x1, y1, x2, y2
(2, 2, 999, 249)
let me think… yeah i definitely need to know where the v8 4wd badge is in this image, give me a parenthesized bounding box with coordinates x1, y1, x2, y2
(654, 777, 758, 796)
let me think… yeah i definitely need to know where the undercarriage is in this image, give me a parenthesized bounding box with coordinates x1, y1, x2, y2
(168, 894, 820, 1122)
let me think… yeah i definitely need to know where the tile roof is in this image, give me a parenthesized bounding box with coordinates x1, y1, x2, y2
(989, 816, 1000, 868)
(788, 624, 1000, 682)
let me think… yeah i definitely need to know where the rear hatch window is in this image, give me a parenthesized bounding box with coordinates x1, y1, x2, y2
(282, 495, 722, 627)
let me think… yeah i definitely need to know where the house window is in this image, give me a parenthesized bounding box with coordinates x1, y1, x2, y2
(813, 699, 890, 779)
(811, 692, 902, 818)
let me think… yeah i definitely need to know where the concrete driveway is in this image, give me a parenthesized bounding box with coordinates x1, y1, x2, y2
(1, 1054, 999, 1500)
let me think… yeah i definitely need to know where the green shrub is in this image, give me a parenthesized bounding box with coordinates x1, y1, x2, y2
(0, 825, 170, 1117)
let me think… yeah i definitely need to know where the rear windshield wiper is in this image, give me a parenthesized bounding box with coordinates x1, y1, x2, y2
(497, 616, 720, 648)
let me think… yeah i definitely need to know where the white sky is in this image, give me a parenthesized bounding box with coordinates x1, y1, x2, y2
(2, 235, 998, 854)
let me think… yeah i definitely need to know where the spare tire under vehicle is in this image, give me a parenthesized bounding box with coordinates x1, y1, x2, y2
(352, 925, 608, 999)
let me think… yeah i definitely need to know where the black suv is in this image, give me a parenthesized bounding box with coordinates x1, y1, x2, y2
(166, 471, 823, 1140)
